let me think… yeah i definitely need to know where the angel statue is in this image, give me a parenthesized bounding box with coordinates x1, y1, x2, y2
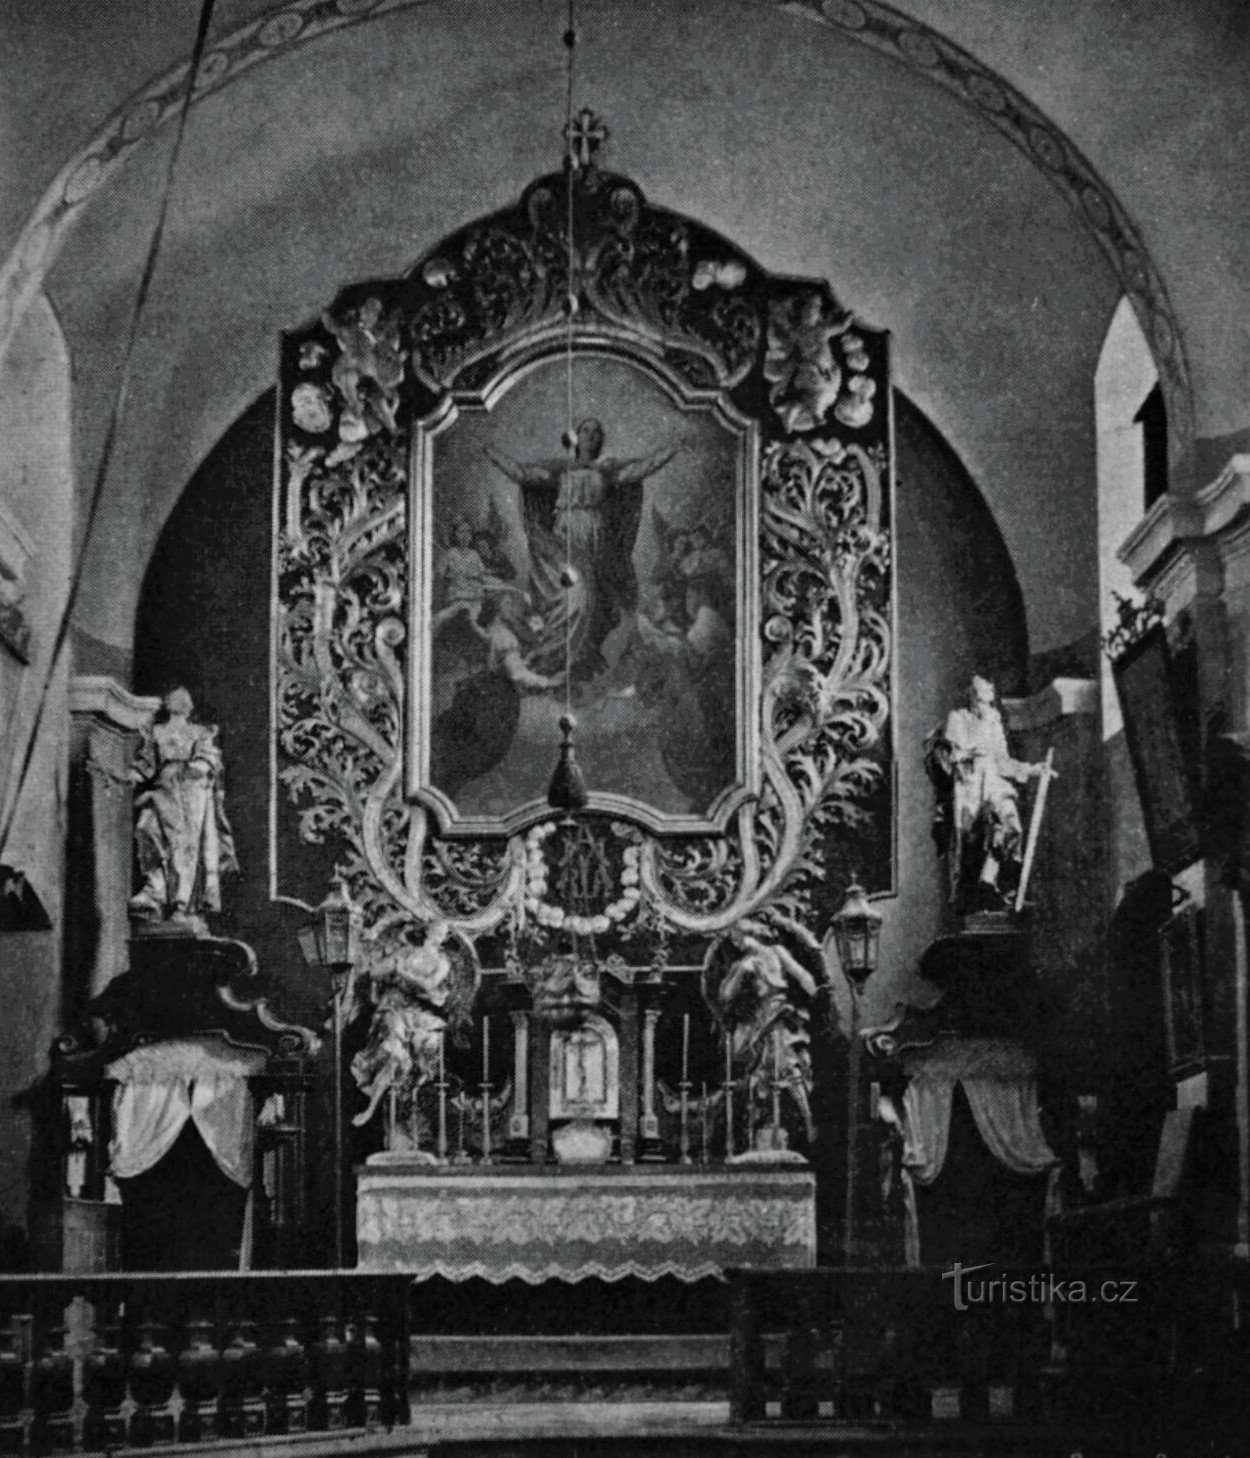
(706, 918, 824, 1143)
(484, 418, 682, 680)
(924, 673, 1056, 914)
(351, 924, 456, 1130)
(129, 687, 238, 930)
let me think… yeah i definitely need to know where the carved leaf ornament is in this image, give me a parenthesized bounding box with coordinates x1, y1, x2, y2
(275, 167, 892, 993)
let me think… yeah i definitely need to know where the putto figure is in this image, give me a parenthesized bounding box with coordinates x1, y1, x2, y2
(925, 674, 1054, 913)
(129, 687, 238, 929)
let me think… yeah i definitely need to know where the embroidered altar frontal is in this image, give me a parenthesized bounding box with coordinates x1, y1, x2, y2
(356, 1166, 816, 1282)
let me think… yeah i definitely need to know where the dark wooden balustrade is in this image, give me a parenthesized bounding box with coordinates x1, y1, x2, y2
(0, 1273, 407, 1453)
(728, 1264, 1250, 1446)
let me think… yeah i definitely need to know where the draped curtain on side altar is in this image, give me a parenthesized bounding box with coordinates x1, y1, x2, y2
(107, 1036, 268, 1269)
(899, 1038, 1060, 1267)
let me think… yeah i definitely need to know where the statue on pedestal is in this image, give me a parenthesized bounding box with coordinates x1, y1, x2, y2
(129, 688, 237, 932)
(925, 674, 1054, 915)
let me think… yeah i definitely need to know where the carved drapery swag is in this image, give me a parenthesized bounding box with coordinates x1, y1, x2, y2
(274, 166, 893, 971)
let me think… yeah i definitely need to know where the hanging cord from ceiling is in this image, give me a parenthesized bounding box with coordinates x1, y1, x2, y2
(0, 0, 219, 864)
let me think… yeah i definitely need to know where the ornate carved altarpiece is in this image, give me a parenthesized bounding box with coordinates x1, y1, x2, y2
(273, 161, 893, 945)
(272, 155, 893, 1275)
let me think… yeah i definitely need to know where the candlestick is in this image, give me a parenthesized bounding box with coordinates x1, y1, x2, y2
(723, 1032, 735, 1160)
(681, 1013, 690, 1084)
(479, 1082, 493, 1164)
(437, 1033, 448, 1162)
(771, 1042, 783, 1136)
(678, 1080, 692, 1165)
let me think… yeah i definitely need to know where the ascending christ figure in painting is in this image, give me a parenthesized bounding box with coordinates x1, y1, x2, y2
(484, 418, 680, 680)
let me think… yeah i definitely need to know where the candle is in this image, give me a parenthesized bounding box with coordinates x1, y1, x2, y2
(773, 1033, 781, 1085)
(681, 1014, 690, 1084)
(724, 1032, 733, 1087)
(439, 1030, 446, 1083)
(482, 1015, 490, 1084)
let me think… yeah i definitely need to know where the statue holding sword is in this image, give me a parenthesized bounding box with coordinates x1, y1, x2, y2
(925, 674, 1057, 915)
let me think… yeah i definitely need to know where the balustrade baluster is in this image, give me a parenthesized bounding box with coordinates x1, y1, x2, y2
(176, 1319, 221, 1444)
(355, 1312, 384, 1431)
(219, 1320, 265, 1439)
(264, 1317, 307, 1434)
(32, 1327, 74, 1453)
(309, 1314, 347, 1431)
(0, 1325, 26, 1454)
(126, 1321, 175, 1447)
(82, 1324, 125, 1451)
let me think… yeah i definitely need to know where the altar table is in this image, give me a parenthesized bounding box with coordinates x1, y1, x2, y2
(355, 1164, 816, 1283)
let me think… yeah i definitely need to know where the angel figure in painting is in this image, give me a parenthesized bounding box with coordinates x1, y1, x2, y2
(129, 687, 238, 929)
(484, 418, 681, 680)
(351, 925, 453, 1128)
(925, 674, 1055, 913)
(432, 516, 523, 632)
(709, 919, 823, 1142)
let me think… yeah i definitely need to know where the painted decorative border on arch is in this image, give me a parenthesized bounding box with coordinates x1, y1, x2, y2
(0, 0, 1191, 456)
(785, 0, 1192, 454)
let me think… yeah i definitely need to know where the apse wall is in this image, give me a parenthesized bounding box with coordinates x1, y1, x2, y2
(131, 390, 1026, 1021)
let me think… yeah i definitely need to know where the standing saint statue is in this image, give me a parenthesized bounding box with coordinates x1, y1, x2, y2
(129, 687, 238, 928)
(484, 418, 680, 679)
(925, 674, 1054, 913)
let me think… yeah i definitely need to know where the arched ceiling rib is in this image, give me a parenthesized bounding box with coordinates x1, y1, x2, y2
(0, 0, 1191, 454)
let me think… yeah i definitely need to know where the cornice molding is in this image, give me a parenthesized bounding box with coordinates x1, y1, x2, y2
(69, 675, 160, 733)
(1119, 455, 1250, 592)
(1004, 677, 1097, 733)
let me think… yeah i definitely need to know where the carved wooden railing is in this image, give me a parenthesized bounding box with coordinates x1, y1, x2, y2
(0, 1273, 408, 1453)
(727, 1265, 1250, 1443)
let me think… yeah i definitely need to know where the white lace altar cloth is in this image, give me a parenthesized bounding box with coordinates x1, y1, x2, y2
(355, 1166, 816, 1282)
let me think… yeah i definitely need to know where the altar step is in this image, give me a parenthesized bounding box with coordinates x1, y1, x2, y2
(408, 1332, 728, 1404)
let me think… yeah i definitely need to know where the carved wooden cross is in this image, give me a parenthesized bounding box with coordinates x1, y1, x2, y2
(565, 108, 608, 170)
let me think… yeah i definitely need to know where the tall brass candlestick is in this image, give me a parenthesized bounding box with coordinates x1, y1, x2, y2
(723, 1033, 735, 1159)
(771, 1035, 783, 1134)
(437, 1032, 448, 1162)
(678, 1079, 692, 1164)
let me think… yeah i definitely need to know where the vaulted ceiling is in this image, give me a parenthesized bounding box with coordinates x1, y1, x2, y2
(2, 0, 1247, 662)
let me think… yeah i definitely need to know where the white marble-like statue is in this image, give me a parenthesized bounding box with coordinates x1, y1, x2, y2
(351, 926, 452, 1127)
(926, 674, 1053, 912)
(129, 687, 238, 927)
(716, 920, 821, 1142)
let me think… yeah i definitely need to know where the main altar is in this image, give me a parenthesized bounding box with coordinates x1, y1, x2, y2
(357, 1166, 815, 1281)
(272, 120, 895, 1276)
